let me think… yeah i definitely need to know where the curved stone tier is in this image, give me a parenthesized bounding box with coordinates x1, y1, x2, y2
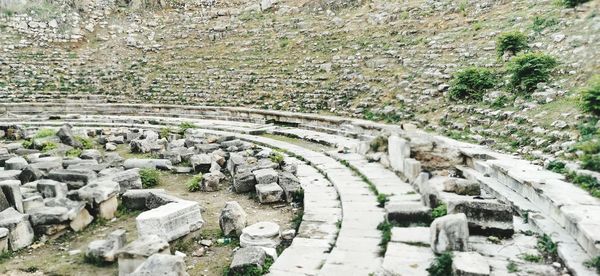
(1, 103, 599, 275)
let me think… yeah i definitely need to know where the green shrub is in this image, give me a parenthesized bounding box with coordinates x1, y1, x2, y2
(496, 31, 529, 57)
(431, 204, 447, 219)
(581, 76, 600, 116)
(377, 194, 390, 207)
(547, 160, 567, 174)
(448, 67, 497, 102)
(41, 142, 58, 152)
(560, 0, 591, 8)
(22, 139, 33, 149)
(566, 172, 600, 198)
(522, 253, 543, 263)
(34, 128, 56, 138)
(427, 252, 453, 276)
(66, 148, 82, 157)
(75, 136, 94, 149)
(537, 234, 558, 261)
(582, 154, 600, 172)
(269, 151, 285, 166)
(507, 52, 558, 94)
(179, 122, 196, 134)
(531, 16, 558, 33)
(140, 168, 160, 188)
(187, 173, 203, 192)
(585, 256, 600, 273)
(159, 127, 171, 139)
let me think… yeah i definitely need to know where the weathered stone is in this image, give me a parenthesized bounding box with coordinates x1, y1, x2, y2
(81, 149, 102, 161)
(278, 171, 301, 202)
(22, 196, 44, 213)
(0, 170, 21, 182)
(190, 154, 212, 173)
(37, 179, 69, 198)
(385, 202, 431, 224)
(136, 200, 204, 242)
(430, 213, 469, 254)
(233, 171, 257, 193)
(86, 229, 127, 263)
(0, 227, 8, 253)
(57, 124, 82, 148)
(227, 152, 246, 175)
(0, 207, 34, 251)
(116, 235, 170, 276)
(253, 168, 278, 185)
(230, 246, 267, 274)
(100, 168, 142, 194)
(0, 180, 23, 212)
(76, 180, 120, 205)
(447, 199, 514, 237)
(0, 192, 10, 212)
(124, 159, 172, 170)
(48, 169, 97, 189)
(240, 221, 281, 248)
(130, 254, 189, 276)
(28, 206, 69, 226)
(201, 172, 222, 192)
(219, 201, 247, 237)
(122, 189, 166, 210)
(388, 135, 410, 173)
(452, 251, 490, 276)
(256, 183, 284, 203)
(443, 178, 481, 196)
(5, 156, 27, 170)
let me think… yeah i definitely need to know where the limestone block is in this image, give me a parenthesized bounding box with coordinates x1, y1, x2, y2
(86, 229, 127, 262)
(233, 171, 257, 193)
(22, 196, 44, 213)
(278, 171, 301, 202)
(385, 202, 431, 224)
(190, 154, 212, 173)
(136, 200, 204, 242)
(447, 199, 514, 237)
(0, 207, 34, 251)
(404, 159, 422, 182)
(219, 201, 247, 237)
(48, 169, 97, 189)
(122, 189, 166, 210)
(388, 135, 410, 173)
(256, 183, 284, 204)
(0, 170, 21, 182)
(230, 246, 267, 274)
(5, 156, 27, 170)
(0, 180, 23, 212)
(253, 168, 278, 185)
(98, 195, 119, 220)
(452, 251, 490, 276)
(131, 254, 189, 276)
(430, 213, 469, 254)
(124, 159, 172, 170)
(0, 227, 8, 253)
(443, 178, 481, 196)
(37, 179, 69, 198)
(116, 235, 170, 276)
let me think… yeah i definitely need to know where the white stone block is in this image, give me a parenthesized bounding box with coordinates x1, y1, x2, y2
(136, 200, 204, 242)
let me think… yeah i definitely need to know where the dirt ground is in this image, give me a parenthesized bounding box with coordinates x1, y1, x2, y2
(1, 162, 297, 276)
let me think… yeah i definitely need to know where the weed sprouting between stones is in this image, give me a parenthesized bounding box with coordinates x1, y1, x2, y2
(427, 252, 453, 276)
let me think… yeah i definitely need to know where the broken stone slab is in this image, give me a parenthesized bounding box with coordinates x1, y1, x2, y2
(404, 159, 422, 183)
(390, 226, 430, 246)
(81, 149, 102, 161)
(0, 180, 23, 213)
(43, 197, 93, 232)
(240, 221, 281, 248)
(255, 183, 284, 204)
(385, 202, 431, 224)
(230, 246, 267, 275)
(0, 170, 22, 182)
(452, 251, 490, 276)
(124, 159, 172, 170)
(22, 196, 44, 213)
(430, 213, 469, 254)
(86, 229, 127, 263)
(233, 171, 257, 193)
(226, 152, 246, 176)
(278, 171, 301, 202)
(388, 135, 410, 174)
(447, 198, 514, 237)
(443, 178, 481, 196)
(190, 154, 212, 173)
(5, 156, 27, 170)
(0, 227, 8, 253)
(19, 162, 61, 183)
(57, 124, 82, 148)
(130, 254, 189, 276)
(48, 169, 97, 190)
(136, 200, 204, 242)
(219, 201, 247, 237)
(145, 192, 181, 210)
(382, 242, 434, 276)
(36, 179, 69, 198)
(0, 207, 34, 251)
(200, 172, 222, 192)
(0, 192, 10, 212)
(116, 235, 170, 276)
(75, 180, 120, 219)
(122, 189, 167, 210)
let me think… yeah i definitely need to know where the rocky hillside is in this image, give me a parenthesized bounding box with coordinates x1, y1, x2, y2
(0, 0, 599, 159)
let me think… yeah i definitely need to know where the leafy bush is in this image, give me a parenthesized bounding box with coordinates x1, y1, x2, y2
(566, 172, 600, 198)
(560, 0, 591, 8)
(507, 52, 558, 94)
(41, 142, 58, 152)
(448, 67, 497, 102)
(179, 122, 196, 134)
(581, 76, 600, 116)
(431, 204, 447, 219)
(496, 31, 529, 57)
(187, 173, 203, 192)
(140, 168, 160, 188)
(22, 139, 33, 149)
(66, 148, 82, 158)
(531, 16, 558, 33)
(547, 160, 566, 174)
(585, 256, 600, 273)
(159, 127, 171, 139)
(427, 252, 453, 276)
(582, 154, 600, 172)
(75, 136, 94, 149)
(34, 128, 56, 139)
(269, 151, 285, 166)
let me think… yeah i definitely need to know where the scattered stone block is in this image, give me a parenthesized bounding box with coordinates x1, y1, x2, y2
(0, 170, 21, 182)
(22, 195, 43, 213)
(190, 154, 212, 173)
(76, 180, 120, 219)
(0, 227, 8, 253)
(124, 159, 172, 170)
(48, 169, 97, 189)
(443, 178, 481, 196)
(131, 254, 189, 276)
(385, 202, 431, 224)
(253, 168, 278, 185)
(86, 229, 127, 263)
(57, 124, 82, 148)
(44, 197, 92, 231)
(278, 171, 301, 202)
(37, 179, 69, 198)
(391, 226, 430, 246)
(122, 189, 166, 210)
(404, 159, 422, 182)
(219, 201, 247, 237)
(447, 199, 514, 237)
(101, 168, 142, 194)
(452, 251, 490, 276)
(0, 180, 23, 212)
(255, 183, 284, 203)
(240, 221, 281, 248)
(233, 171, 257, 193)
(430, 213, 469, 254)
(230, 246, 267, 275)
(136, 200, 204, 242)
(116, 235, 170, 276)
(201, 172, 222, 192)
(81, 149, 102, 161)
(388, 135, 410, 173)
(5, 156, 27, 170)
(0, 207, 34, 251)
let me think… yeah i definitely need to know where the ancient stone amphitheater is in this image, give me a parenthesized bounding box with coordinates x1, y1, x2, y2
(0, 0, 599, 276)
